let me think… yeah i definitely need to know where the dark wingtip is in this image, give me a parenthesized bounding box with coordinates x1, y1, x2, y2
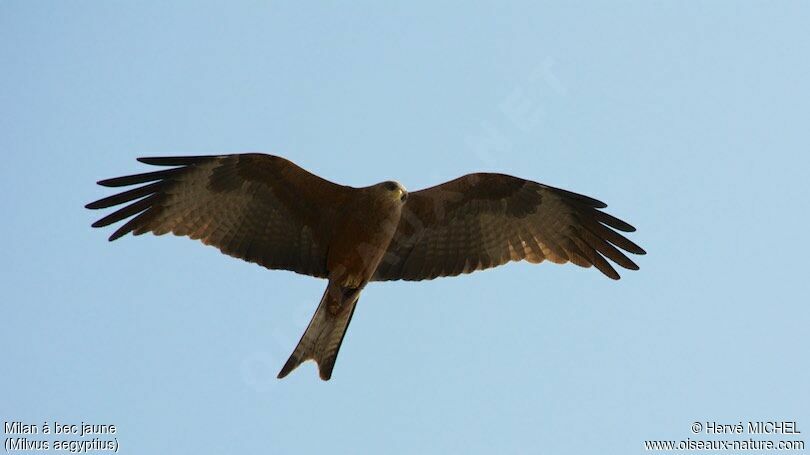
(595, 210, 637, 233)
(85, 199, 112, 210)
(551, 186, 607, 208)
(137, 157, 173, 165)
(137, 155, 217, 166)
(97, 178, 121, 187)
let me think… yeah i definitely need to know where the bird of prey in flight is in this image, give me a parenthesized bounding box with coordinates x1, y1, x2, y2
(86, 154, 645, 380)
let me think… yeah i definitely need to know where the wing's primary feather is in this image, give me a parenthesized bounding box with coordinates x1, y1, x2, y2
(373, 173, 645, 281)
(86, 153, 351, 278)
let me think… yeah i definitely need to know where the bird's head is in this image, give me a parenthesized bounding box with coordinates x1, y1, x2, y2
(380, 180, 408, 203)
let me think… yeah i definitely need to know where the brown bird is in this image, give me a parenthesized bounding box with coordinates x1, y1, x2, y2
(86, 154, 645, 380)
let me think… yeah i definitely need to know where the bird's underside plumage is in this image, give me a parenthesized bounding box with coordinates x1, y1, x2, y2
(87, 153, 646, 380)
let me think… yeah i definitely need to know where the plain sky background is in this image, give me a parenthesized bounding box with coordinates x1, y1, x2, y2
(2, 2, 809, 454)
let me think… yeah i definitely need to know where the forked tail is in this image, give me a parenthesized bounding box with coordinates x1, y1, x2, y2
(277, 283, 360, 380)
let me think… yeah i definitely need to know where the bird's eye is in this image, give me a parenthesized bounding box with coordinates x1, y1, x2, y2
(385, 182, 398, 191)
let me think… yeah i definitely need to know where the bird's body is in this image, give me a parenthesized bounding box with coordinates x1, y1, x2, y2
(87, 153, 645, 380)
(280, 182, 406, 379)
(326, 182, 405, 288)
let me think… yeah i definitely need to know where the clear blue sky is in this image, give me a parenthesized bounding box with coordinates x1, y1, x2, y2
(2, 2, 808, 454)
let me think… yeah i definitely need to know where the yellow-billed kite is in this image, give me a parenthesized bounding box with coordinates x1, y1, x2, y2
(86, 154, 645, 380)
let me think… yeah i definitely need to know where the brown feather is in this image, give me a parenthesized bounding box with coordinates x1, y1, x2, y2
(570, 235, 620, 280)
(580, 226, 639, 270)
(85, 182, 162, 209)
(91, 194, 159, 228)
(563, 238, 594, 268)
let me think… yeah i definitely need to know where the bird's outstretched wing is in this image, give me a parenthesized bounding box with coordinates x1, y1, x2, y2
(373, 173, 645, 281)
(86, 153, 351, 278)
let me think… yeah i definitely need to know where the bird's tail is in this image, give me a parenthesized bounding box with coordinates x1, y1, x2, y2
(277, 283, 360, 381)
